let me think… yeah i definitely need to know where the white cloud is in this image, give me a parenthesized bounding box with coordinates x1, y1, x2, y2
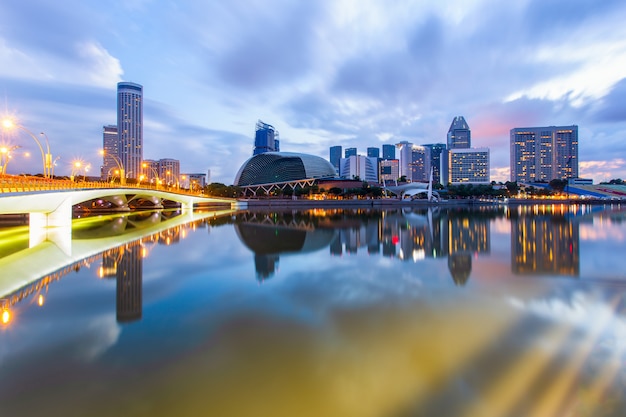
(76, 41, 124, 88)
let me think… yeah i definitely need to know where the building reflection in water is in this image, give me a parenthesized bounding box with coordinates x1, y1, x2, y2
(510, 205, 580, 277)
(234, 208, 495, 285)
(234, 211, 337, 281)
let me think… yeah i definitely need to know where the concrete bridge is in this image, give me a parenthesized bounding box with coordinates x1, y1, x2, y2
(0, 187, 245, 245)
(0, 208, 236, 302)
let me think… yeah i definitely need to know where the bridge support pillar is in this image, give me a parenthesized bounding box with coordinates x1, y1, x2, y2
(29, 198, 73, 255)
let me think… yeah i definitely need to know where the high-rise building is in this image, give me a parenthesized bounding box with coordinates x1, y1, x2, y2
(396, 141, 413, 180)
(345, 147, 357, 158)
(382, 144, 395, 160)
(253, 120, 279, 155)
(448, 148, 490, 184)
(330, 146, 342, 173)
(339, 155, 378, 183)
(424, 143, 446, 185)
(102, 125, 118, 180)
(410, 145, 431, 182)
(367, 147, 380, 158)
(117, 82, 143, 180)
(447, 116, 471, 149)
(510, 125, 578, 183)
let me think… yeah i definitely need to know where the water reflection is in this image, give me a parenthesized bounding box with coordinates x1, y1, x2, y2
(1, 205, 626, 417)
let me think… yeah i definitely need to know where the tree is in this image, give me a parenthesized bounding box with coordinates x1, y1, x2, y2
(549, 179, 568, 193)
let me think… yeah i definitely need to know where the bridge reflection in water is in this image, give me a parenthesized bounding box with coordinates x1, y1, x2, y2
(0, 208, 236, 324)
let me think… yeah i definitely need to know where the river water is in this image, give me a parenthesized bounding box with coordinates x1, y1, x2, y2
(1, 204, 626, 417)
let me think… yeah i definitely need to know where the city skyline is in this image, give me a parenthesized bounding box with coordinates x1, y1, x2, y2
(1, 1, 626, 184)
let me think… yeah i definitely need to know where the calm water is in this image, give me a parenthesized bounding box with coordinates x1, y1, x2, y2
(1, 205, 626, 417)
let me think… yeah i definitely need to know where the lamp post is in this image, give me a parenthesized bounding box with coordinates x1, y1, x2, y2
(142, 162, 160, 189)
(100, 150, 125, 185)
(0, 145, 21, 175)
(1, 119, 52, 178)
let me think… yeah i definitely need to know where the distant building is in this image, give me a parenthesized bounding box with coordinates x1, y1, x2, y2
(339, 155, 378, 183)
(235, 152, 336, 186)
(448, 148, 490, 184)
(424, 143, 446, 185)
(379, 159, 399, 184)
(367, 147, 380, 158)
(410, 145, 431, 182)
(345, 147, 357, 158)
(181, 173, 206, 190)
(510, 125, 578, 182)
(158, 158, 180, 186)
(102, 125, 118, 180)
(117, 82, 143, 180)
(396, 141, 413, 180)
(253, 120, 279, 155)
(141, 159, 159, 183)
(382, 144, 395, 160)
(447, 116, 471, 149)
(330, 145, 342, 174)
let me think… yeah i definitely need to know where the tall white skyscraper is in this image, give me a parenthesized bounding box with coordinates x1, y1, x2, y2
(117, 82, 143, 180)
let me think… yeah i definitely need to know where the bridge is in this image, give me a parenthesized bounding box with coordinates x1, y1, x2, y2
(0, 175, 246, 244)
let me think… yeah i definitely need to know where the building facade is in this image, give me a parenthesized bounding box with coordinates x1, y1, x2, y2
(382, 144, 396, 160)
(158, 158, 180, 186)
(339, 155, 378, 183)
(396, 141, 413, 180)
(379, 159, 399, 184)
(102, 125, 119, 180)
(367, 147, 380, 158)
(345, 147, 357, 158)
(510, 125, 578, 183)
(330, 145, 342, 174)
(117, 82, 143, 180)
(253, 120, 280, 155)
(424, 143, 446, 185)
(447, 116, 471, 149)
(448, 148, 490, 184)
(410, 145, 431, 182)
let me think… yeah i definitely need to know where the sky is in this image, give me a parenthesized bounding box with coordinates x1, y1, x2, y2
(1, 0, 626, 184)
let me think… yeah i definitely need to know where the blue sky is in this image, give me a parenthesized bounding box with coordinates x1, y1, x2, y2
(1, 0, 626, 184)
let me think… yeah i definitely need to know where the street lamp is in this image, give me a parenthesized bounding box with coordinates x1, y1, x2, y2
(142, 162, 160, 188)
(0, 145, 21, 175)
(1, 119, 53, 178)
(100, 149, 125, 185)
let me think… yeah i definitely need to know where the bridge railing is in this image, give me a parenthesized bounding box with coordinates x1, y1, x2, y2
(0, 175, 208, 197)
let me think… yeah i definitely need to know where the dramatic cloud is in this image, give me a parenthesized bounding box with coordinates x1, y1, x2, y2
(1, 0, 626, 182)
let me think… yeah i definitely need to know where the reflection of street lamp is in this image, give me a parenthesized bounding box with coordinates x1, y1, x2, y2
(100, 149, 125, 185)
(1, 119, 53, 178)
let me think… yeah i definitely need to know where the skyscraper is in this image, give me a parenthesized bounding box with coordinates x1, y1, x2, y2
(410, 145, 431, 182)
(117, 82, 143, 180)
(424, 143, 446, 185)
(102, 125, 118, 180)
(345, 147, 357, 158)
(330, 145, 342, 173)
(510, 125, 578, 182)
(396, 141, 413, 180)
(382, 144, 395, 160)
(367, 147, 380, 158)
(447, 116, 471, 149)
(253, 120, 279, 155)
